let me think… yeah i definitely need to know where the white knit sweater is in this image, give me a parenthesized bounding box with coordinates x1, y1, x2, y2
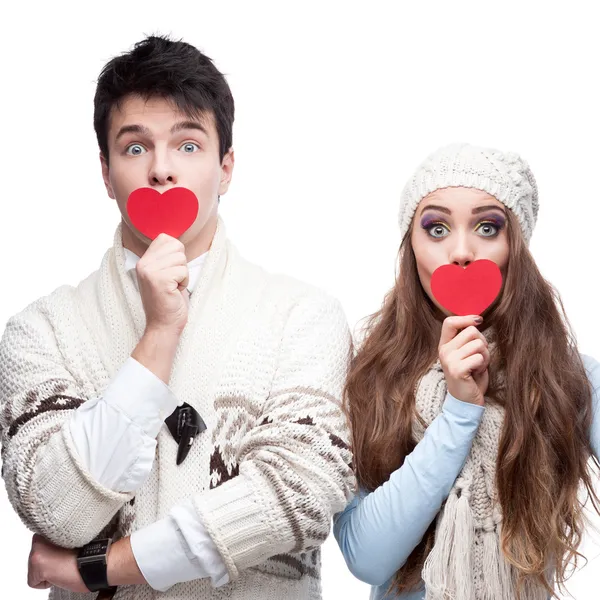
(0, 217, 354, 600)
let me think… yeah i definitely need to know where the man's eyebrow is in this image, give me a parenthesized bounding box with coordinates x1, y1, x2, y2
(115, 124, 152, 142)
(114, 120, 208, 142)
(170, 120, 208, 135)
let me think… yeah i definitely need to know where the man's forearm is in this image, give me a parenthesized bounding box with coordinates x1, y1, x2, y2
(107, 537, 147, 586)
(131, 327, 181, 384)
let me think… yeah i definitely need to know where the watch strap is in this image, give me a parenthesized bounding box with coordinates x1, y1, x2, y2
(77, 539, 117, 594)
(96, 588, 118, 600)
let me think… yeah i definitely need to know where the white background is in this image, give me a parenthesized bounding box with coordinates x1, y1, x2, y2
(1, 0, 599, 597)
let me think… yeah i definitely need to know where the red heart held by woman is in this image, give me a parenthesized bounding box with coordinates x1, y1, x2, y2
(126, 187, 199, 240)
(430, 259, 503, 316)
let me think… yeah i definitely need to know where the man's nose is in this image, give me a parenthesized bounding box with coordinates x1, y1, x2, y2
(148, 150, 177, 186)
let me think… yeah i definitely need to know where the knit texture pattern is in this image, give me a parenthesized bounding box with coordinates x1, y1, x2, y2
(412, 332, 547, 600)
(398, 143, 539, 244)
(0, 217, 354, 600)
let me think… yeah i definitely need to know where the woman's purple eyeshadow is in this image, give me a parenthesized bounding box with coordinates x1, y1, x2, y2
(420, 216, 442, 229)
(480, 215, 506, 228)
(419, 214, 506, 229)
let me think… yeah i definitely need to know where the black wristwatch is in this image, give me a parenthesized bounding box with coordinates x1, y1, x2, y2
(76, 538, 117, 593)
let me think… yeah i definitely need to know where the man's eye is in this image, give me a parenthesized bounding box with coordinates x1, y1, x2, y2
(125, 144, 146, 156)
(180, 142, 200, 153)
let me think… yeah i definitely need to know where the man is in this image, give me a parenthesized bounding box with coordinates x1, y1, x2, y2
(0, 35, 353, 599)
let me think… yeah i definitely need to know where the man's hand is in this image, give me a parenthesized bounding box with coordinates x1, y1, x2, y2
(131, 233, 191, 384)
(27, 534, 146, 592)
(27, 534, 88, 593)
(136, 233, 190, 336)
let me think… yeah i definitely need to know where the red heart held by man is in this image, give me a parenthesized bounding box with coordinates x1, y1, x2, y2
(430, 259, 503, 316)
(126, 187, 199, 240)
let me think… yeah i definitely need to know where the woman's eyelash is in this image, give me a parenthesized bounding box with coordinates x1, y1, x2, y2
(420, 218, 505, 229)
(421, 219, 448, 230)
(477, 218, 505, 230)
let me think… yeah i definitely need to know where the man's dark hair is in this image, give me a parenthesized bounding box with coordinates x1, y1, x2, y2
(94, 34, 234, 162)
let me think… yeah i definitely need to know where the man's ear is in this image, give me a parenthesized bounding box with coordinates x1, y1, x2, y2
(218, 148, 235, 196)
(100, 152, 115, 199)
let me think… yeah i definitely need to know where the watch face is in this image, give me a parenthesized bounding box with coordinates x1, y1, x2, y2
(78, 539, 109, 559)
(77, 538, 112, 592)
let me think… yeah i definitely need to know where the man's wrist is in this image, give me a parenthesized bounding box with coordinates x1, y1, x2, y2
(106, 538, 118, 587)
(76, 539, 114, 592)
(144, 322, 184, 340)
(107, 537, 146, 587)
(132, 327, 181, 384)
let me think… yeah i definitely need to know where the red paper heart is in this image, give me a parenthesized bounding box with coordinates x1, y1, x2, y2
(430, 259, 503, 316)
(126, 187, 199, 240)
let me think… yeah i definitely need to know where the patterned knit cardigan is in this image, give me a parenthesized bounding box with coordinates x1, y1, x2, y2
(0, 217, 355, 600)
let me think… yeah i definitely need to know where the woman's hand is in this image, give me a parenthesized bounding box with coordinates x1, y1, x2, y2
(438, 315, 490, 406)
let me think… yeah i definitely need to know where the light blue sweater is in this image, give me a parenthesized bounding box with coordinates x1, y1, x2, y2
(334, 354, 600, 600)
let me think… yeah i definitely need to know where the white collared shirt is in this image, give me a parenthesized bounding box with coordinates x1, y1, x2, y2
(69, 250, 229, 591)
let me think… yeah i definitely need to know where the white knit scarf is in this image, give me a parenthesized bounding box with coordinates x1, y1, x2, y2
(412, 334, 548, 600)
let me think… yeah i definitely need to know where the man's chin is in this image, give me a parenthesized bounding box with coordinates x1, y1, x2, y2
(120, 218, 151, 255)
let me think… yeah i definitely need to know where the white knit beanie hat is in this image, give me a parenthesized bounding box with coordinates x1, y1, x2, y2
(398, 143, 539, 244)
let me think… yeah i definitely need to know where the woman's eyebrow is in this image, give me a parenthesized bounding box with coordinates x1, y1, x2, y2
(420, 204, 451, 215)
(471, 205, 506, 215)
(420, 204, 506, 216)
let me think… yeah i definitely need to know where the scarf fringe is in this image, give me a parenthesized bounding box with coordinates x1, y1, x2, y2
(495, 521, 516, 596)
(451, 490, 475, 600)
(423, 488, 475, 600)
(482, 522, 506, 599)
(423, 491, 456, 599)
(416, 354, 550, 599)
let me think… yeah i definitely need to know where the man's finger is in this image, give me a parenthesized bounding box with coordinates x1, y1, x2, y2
(31, 581, 52, 590)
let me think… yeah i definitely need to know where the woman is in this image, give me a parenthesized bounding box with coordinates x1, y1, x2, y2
(334, 143, 600, 600)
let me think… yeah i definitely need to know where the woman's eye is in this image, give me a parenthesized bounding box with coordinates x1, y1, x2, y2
(180, 142, 200, 153)
(476, 222, 499, 237)
(427, 224, 450, 238)
(125, 144, 146, 156)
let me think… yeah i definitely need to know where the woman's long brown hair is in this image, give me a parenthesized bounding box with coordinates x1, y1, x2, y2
(344, 211, 600, 596)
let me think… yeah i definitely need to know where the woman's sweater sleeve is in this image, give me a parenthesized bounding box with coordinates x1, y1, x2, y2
(582, 354, 600, 460)
(333, 393, 484, 586)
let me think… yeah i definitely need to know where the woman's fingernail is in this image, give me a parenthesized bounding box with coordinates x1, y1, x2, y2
(474, 316, 483, 324)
